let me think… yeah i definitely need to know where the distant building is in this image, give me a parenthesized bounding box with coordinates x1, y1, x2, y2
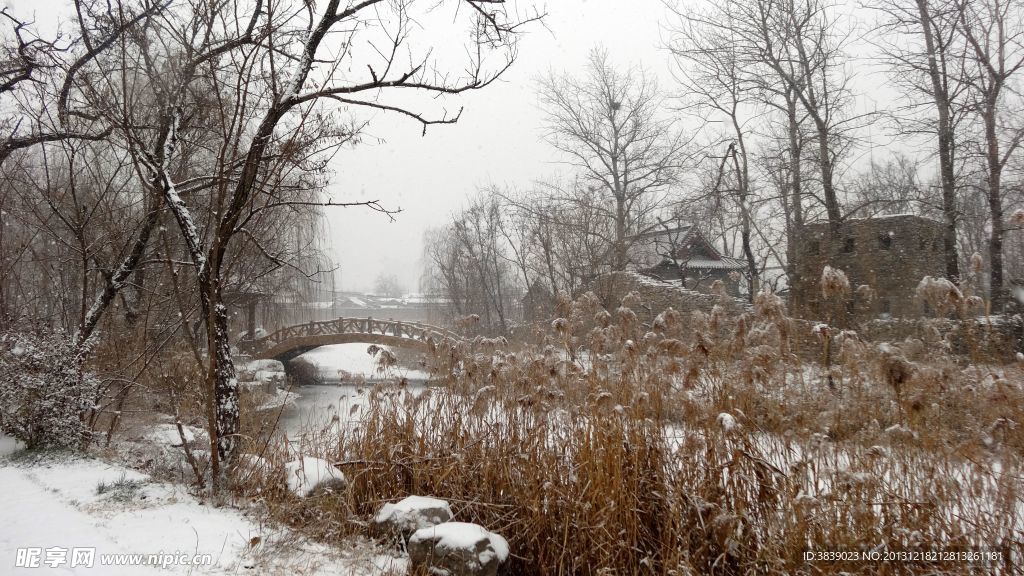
(629, 225, 747, 295)
(790, 214, 946, 323)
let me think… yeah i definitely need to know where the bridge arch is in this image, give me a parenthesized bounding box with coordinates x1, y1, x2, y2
(245, 317, 460, 362)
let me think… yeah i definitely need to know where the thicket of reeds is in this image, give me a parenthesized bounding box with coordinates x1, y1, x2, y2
(244, 286, 1023, 575)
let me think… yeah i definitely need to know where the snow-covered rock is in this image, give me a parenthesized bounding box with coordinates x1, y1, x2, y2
(716, 412, 739, 433)
(239, 359, 286, 394)
(371, 496, 453, 540)
(408, 522, 509, 576)
(284, 457, 346, 497)
(246, 359, 283, 372)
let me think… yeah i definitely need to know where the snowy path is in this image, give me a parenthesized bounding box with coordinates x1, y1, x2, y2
(0, 439, 405, 575)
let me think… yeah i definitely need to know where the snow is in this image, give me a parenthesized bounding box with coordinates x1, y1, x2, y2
(0, 438, 403, 575)
(0, 435, 24, 457)
(284, 456, 346, 497)
(297, 343, 431, 382)
(409, 522, 509, 563)
(488, 532, 510, 563)
(716, 412, 739, 432)
(374, 496, 452, 532)
(257, 389, 299, 412)
(246, 359, 285, 372)
(145, 423, 198, 447)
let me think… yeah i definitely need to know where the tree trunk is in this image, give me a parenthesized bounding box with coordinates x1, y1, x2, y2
(785, 94, 805, 304)
(915, 0, 961, 282)
(76, 193, 162, 348)
(199, 271, 240, 489)
(731, 134, 758, 302)
(816, 121, 842, 227)
(984, 103, 1005, 310)
(614, 194, 627, 271)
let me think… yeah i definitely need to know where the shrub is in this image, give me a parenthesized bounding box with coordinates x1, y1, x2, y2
(288, 356, 323, 386)
(0, 329, 99, 449)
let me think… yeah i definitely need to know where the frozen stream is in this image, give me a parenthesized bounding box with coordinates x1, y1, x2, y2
(277, 343, 429, 439)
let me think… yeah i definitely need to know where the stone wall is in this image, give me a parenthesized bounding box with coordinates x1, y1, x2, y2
(587, 272, 1022, 362)
(790, 215, 946, 325)
(586, 272, 749, 325)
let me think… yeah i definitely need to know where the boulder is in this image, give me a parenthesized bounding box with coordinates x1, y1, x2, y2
(371, 496, 453, 541)
(284, 457, 346, 497)
(238, 359, 286, 394)
(408, 522, 509, 576)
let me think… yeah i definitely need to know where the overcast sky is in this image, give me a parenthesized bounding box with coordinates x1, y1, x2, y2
(323, 0, 673, 293)
(12, 0, 894, 294)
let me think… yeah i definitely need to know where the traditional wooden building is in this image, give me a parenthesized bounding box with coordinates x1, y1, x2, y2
(629, 225, 747, 295)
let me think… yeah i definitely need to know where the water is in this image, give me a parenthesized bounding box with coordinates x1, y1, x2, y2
(277, 344, 429, 440)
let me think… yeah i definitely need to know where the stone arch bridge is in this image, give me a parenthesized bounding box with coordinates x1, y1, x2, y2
(243, 317, 462, 362)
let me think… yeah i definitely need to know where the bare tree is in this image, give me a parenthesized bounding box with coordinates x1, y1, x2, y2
(538, 47, 689, 271)
(0, 2, 158, 168)
(374, 273, 404, 298)
(667, 9, 762, 299)
(872, 0, 969, 281)
(424, 194, 521, 334)
(38, 0, 542, 489)
(677, 0, 858, 229)
(955, 0, 1024, 310)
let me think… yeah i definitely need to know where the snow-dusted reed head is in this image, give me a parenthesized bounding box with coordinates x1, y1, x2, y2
(456, 314, 481, 330)
(855, 284, 875, 303)
(551, 317, 570, 336)
(754, 289, 785, 319)
(820, 266, 850, 299)
(1010, 208, 1024, 226)
(971, 252, 985, 276)
(617, 306, 638, 329)
(575, 291, 602, 312)
(555, 290, 573, 317)
(621, 290, 642, 310)
(915, 276, 963, 316)
(652, 307, 681, 332)
(710, 279, 726, 299)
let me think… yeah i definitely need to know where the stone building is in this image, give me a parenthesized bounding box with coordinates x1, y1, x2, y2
(629, 225, 747, 296)
(790, 214, 946, 324)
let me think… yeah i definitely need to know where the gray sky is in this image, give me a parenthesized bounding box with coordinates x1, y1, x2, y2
(12, 0, 673, 293)
(323, 0, 672, 293)
(11, 0, 905, 294)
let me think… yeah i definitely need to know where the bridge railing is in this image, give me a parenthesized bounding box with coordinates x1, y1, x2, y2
(242, 316, 461, 356)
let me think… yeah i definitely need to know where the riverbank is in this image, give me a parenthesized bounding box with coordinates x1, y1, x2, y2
(0, 436, 406, 575)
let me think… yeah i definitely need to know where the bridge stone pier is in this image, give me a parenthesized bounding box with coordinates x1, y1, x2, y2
(242, 317, 461, 363)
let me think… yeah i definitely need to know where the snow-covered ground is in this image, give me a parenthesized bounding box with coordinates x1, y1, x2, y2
(0, 437, 405, 575)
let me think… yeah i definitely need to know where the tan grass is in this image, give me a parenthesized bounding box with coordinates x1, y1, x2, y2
(245, 291, 1023, 575)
